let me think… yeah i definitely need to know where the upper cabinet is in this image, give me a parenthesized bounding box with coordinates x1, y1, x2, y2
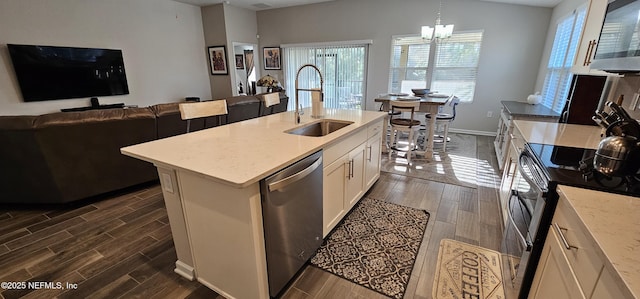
(571, 0, 610, 75)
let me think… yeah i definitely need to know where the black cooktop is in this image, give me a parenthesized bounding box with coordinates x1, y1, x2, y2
(526, 143, 640, 197)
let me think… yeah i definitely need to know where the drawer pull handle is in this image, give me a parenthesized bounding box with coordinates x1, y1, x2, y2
(554, 223, 578, 251)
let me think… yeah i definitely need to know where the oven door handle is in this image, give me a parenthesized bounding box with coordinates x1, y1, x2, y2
(507, 193, 533, 252)
(518, 151, 546, 192)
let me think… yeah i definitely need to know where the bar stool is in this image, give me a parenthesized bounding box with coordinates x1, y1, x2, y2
(388, 100, 421, 164)
(424, 96, 459, 152)
(260, 92, 281, 115)
(179, 100, 228, 133)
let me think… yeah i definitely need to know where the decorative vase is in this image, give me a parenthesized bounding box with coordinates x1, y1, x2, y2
(527, 92, 542, 105)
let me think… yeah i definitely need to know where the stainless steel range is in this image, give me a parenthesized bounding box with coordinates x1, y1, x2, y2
(503, 140, 640, 298)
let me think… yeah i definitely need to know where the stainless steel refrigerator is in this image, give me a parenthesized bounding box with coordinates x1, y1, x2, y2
(560, 74, 608, 125)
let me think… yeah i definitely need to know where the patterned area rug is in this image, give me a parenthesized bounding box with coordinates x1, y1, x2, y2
(311, 197, 430, 299)
(433, 239, 506, 299)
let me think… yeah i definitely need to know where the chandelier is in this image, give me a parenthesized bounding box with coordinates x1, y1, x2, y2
(421, 0, 454, 42)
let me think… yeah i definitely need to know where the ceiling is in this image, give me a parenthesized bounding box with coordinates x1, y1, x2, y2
(173, 0, 562, 11)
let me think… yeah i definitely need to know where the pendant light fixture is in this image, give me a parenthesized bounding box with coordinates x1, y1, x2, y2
(421, 0, 454, 42)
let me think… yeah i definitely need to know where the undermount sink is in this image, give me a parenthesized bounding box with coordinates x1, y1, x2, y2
(286, 119, 354, 137)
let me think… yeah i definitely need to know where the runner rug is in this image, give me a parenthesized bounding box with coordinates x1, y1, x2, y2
(311, 197, 429, 299)
(433, 239, 506, 299)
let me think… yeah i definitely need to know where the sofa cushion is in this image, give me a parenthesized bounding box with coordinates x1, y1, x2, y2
(223, 96, 261, 124)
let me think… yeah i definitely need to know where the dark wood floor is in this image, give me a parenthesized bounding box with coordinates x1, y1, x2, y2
(0, 187, 222, 299)
(0, 135, 505, 299)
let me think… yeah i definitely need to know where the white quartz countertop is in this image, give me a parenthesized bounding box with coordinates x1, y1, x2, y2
(121, 108, 386, 188)
(514, 120, 603, 149)
(557, 185, 639, 298)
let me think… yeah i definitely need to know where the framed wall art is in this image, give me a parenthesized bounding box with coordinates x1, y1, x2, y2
(235, 54, 244, 69)
(208, 45, 228, 75)
(263, 47, 281, 70)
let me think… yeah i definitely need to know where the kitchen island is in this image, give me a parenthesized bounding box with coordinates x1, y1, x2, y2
(121, 108, 386, 299)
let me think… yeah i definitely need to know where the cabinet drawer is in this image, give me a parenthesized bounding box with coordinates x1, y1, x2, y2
(552, 194, 604, 297)
(367, 119, 383, 138)
(323, 127, 367, 166)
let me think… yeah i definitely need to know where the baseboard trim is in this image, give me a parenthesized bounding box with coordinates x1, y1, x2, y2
(449, 128, 497, 137)
(175, 260, 195, 281)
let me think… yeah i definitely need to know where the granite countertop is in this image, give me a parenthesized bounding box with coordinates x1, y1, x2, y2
(501, 100, 561, 118)
(557, 185, 639, 298)
(513, 120, 603, 149)
(121, 108, 386, 188)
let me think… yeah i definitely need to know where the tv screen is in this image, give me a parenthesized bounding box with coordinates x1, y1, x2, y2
(7, 44, 130, 102)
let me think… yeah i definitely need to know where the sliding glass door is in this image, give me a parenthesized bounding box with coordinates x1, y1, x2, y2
(282, 42, 368, 110)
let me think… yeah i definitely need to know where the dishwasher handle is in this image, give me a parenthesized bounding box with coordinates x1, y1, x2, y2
(268, 156, 323, 192)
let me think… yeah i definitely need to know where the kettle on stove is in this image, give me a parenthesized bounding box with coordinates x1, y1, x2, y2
(592, 101, 640, 177)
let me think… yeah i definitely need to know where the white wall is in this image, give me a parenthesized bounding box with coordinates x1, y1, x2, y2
(256, 0, 552, 133)
(201, 3, 258, 99)
(0, 0, 211, 116)
(224, 5, 259, 96)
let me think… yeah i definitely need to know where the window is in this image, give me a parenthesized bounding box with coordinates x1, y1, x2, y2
(282, 42, 369, 110)
(540, 7, 586, 112)
(388, 31, 483, 103)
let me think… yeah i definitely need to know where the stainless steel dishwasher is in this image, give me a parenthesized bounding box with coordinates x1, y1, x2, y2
(260, 150, 323, 298)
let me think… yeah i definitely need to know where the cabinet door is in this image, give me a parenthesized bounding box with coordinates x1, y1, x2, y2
(572, 0, 609, 75)
(345, 143, 366, 211)
(529, 229, 587, 299)
(591, 267, 632, 299)
(499, 144, 518, 226)
(323, 157, 347, 237)
(364, 132, 381, 190)
(494, 108, 510, 170)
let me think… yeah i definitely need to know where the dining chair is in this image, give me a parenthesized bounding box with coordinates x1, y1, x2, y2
(388, 100, 421, 164)
(179, 100, 228, 133)
(424, 95, 460, 152)
(261, 92, 281, 115)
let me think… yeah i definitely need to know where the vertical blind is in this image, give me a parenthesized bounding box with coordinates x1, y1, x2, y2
(282, 43, 369, 110)
(541, 7, 586, 112)
(388, 31, 483, 103)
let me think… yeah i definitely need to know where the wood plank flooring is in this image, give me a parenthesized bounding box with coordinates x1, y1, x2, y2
(0, 187, 221, 299)
(283, 135, 507, 299)
(0, 135, 507, 299)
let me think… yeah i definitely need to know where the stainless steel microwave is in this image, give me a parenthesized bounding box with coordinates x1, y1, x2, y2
(590, 0, 640, 74)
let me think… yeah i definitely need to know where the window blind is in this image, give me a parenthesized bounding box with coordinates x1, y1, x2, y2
(282, 43, 368, 110)
(431, 31, 483, 103)
(388, 31, 483, 102)
(541, 7, 586, 113)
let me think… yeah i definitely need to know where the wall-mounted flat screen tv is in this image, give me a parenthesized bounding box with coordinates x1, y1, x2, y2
(7, 44, 130, 102)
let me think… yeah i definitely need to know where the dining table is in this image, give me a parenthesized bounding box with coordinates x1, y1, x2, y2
(374, 94, 450, 161)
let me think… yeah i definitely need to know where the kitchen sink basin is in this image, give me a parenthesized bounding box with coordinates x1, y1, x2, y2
(286, 119, 354, 137)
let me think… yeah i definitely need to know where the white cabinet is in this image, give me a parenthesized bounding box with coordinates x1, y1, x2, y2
(498, 121, 531, 226)
(529, 228, 587, 299)
(365, 133, 382, 190)
(322, 121, 382, 237)
(572, 0, 609, 75)
(494, 104, 559, 171)
(591, 267, 631, 299)
(323, 155, 348, 236)
(323, 143, 366, 236)
(495, 108, 511, 170)
(529, 192, 605, 299)
(344, 143, 366, 211)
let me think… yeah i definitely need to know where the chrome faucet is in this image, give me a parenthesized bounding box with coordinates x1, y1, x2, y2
(294, 64, 324, 124)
